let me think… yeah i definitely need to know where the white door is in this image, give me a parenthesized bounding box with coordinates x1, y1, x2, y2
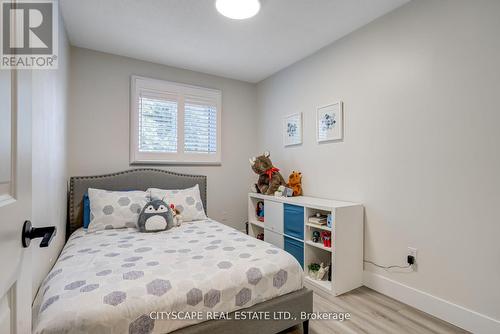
(0, 67, 33, 334)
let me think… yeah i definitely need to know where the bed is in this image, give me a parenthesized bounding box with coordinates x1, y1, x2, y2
(33, 169, 312, 334)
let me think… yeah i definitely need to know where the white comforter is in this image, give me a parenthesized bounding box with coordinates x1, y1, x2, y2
(33, 219, 303, 333)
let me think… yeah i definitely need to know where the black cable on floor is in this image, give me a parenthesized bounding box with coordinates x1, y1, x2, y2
(363, 260, 412, 270)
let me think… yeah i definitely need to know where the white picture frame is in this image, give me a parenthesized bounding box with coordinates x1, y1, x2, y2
(283, 113, 302, 146)
(316, 101, 343, 142)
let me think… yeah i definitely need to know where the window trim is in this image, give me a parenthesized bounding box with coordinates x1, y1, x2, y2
(130, 75, 222, 165)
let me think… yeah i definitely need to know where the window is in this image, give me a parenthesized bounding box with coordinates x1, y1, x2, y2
(130, 76, 222, 164)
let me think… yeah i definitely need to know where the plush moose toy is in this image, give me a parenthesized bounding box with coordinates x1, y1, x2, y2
(250, 151, 286, 195)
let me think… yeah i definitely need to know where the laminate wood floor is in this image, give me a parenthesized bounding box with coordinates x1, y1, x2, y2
(283, 287, 469, 334)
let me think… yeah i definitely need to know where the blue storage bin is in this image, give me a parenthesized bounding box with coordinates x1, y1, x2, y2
(284, 236, 304, 268)
(284, 204, 304, 240)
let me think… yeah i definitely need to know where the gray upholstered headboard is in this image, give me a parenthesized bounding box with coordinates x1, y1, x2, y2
(67, 169, 207, 239)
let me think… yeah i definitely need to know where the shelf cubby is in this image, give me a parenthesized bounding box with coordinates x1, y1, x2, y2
(248, 196, 265, 238)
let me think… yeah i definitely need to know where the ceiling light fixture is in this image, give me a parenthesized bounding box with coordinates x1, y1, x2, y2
(215, 0, 261, 20)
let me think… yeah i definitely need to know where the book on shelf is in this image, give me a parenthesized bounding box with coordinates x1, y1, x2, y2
(308, 222, 328, 229)
(308, 216, 327, 225)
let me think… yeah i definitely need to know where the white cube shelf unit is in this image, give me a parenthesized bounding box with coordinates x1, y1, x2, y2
(248, 193, 363, 296)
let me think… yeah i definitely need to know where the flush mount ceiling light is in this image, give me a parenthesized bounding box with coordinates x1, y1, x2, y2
(215, 0, 261, 20)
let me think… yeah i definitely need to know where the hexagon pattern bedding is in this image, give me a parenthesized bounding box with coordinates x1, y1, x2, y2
(33, 219, 303, 333)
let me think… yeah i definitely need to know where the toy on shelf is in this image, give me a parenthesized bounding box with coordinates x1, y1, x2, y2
(256, 201, 265, 222)
(257, 232, 264, 240)
(321, 231, 332, 248)
(287, 171, 303, 196)
(327, 213, 333, 228)
(249, 151, 286, 195)
(308, 263, 330, 281)
(312, 230, 321, 243)
(317, 263, 330, 280)
(275, 185, 293, 197)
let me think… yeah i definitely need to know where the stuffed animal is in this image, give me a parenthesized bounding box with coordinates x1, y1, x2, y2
(169, 204, 183, 226)
(249, 151, 286, 196)
(287, 171, 303, 196)
(137, 199, 174, 232)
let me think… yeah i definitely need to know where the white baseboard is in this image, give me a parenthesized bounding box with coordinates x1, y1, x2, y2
(363, 271, 500, 334)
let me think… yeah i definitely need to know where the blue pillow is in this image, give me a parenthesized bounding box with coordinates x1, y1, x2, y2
(83, 192, 90, 228)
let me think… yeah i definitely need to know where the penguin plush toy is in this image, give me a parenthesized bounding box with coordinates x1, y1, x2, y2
(137, 199, 174, 232)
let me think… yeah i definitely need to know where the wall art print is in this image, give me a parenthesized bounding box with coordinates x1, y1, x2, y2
(317, 101, 343, 142)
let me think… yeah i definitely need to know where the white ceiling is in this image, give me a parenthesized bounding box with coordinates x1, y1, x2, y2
(60, 0, 409, 83)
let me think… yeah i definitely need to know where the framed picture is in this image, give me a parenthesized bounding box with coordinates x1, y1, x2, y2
(316, 101, 343, 142)
(283, 113, 302, 146)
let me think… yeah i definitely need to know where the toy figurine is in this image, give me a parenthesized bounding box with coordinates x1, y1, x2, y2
(275, 185, 293, 197)
(312, 230, 321, 243)
(327, 213, 333, 228)
(321, 231, 332, 248)
(256, 201, 265, 222)
(317, 263, 330, 280)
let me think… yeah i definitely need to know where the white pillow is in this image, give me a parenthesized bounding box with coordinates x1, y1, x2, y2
(148, 185, 206, 221)
(87, 188, 149, 232)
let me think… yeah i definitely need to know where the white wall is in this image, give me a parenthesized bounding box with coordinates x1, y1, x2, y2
(257, 0, 500, 324)
(68, 47, 258, 230)
(31, 11, 70, 297)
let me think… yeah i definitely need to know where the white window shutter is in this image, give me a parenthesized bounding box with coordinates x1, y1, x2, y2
(130, 76, 221, 164)
(138, 94, 178, 153)
(184, 100, 217, 154)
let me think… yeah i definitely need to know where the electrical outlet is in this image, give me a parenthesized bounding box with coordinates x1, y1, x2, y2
(408, 247, 417, 264)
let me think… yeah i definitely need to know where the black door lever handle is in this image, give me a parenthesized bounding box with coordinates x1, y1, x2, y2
(22, 221, 57, 248)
